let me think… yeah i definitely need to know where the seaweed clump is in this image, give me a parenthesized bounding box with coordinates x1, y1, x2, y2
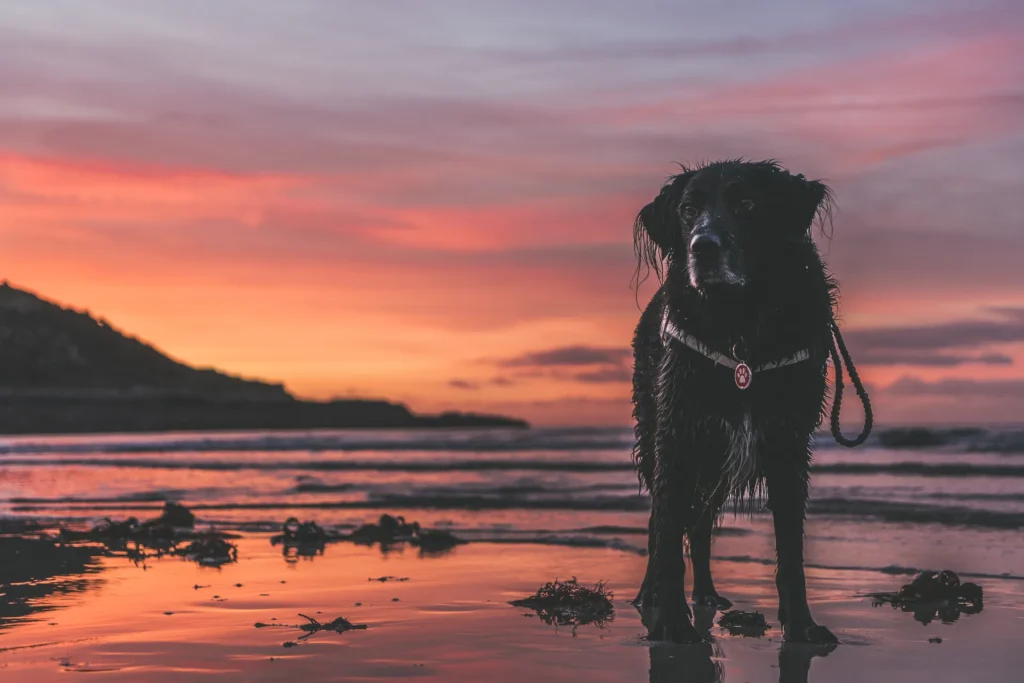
(175, 537, 238, 568)
(717, 610, 771, 637)
(62, 502, 195, 549)
(346, 514, 465, 556)
(867, 570, 983, 625)
(267, 514, 466, 560)
(509, 577, 614, 632)
(270, 518, 339, 563)
(58, 502, 238, 567)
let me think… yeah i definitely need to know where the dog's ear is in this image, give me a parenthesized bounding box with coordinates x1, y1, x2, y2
(632, 171, 696, 284)
(788, 173, 834, 236)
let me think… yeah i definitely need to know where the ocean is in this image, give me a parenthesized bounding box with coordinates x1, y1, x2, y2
(3, 426, 1022, 580)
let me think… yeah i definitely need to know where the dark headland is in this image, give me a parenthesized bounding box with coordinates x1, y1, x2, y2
(0, 282, 528, 434)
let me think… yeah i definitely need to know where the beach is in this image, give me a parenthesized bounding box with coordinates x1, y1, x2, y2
(2, 427, 1023, 682)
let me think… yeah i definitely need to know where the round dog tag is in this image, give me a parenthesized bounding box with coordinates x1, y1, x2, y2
(734, 362, 752, 390)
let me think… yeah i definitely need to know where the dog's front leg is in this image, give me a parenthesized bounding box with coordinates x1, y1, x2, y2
(690, 507, 732, 610)
(632, 511, 656, 606)
(646, 457, 703, 644)
(766, 461, 838, 644)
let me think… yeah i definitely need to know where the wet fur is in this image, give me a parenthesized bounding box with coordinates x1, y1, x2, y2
(630, 159, 842, 644)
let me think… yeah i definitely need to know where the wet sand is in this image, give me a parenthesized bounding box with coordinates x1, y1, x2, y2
(2, 533, 1022, 682)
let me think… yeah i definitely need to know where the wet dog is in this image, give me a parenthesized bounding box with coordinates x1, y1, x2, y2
(630, 159, 844, 645)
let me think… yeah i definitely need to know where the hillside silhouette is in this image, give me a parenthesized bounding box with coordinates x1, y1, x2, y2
(0, 283, 527, 434)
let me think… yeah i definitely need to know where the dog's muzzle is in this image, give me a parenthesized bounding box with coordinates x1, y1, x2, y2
(688, 232, 743, 287)
(690, 233, 721, 263)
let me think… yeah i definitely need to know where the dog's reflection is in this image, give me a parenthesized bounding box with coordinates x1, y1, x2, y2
(776, 641, 837, 683)
(641, 604, 725, 683)
(648, 641, 724, 683)
(640, 604, 836, 683)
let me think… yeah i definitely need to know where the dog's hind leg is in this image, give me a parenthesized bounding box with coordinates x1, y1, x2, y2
(689, 506, 732, 610)
(766, 454, 838, 645)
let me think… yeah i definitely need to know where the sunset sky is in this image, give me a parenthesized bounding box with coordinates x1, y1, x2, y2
(1, 1, 1023, 426)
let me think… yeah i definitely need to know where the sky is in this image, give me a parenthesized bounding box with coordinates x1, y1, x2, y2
(1, 0, 1023, 426)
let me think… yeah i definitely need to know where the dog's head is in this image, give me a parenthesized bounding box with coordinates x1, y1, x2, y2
(633, 160, 833, 292)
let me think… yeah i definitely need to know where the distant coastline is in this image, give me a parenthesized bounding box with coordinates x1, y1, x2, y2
(0, 282, 528, 434)
(0, 394, 529, 435)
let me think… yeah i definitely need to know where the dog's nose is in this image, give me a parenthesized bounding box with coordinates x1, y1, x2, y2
(689, 233, 721, 260)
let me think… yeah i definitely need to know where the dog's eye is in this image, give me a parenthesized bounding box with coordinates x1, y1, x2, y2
(681, 204, 697, 220)
(739, 199, 755, 213)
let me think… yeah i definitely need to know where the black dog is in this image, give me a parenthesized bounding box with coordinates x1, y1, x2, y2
(630, 159, 869, 645)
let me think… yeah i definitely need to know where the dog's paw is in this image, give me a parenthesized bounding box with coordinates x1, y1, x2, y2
(784, 622, 839, 645)
(692, 591, 733, 610)
(645, 582, 703, 643)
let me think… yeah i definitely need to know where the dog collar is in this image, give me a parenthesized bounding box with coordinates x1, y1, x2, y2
(660, 310, 810, 390)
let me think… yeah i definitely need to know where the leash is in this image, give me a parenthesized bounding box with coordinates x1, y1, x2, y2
(828, 319, 873, 447)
